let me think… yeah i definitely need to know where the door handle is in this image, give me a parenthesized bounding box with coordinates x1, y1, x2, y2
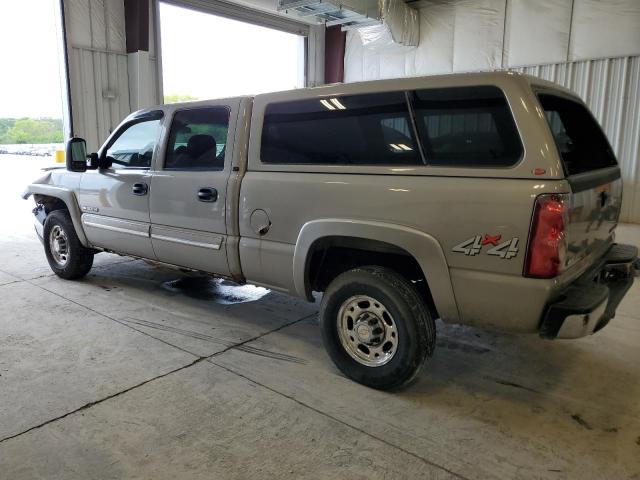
(198, 187, 218, 203)
(132, 183, 148, 196)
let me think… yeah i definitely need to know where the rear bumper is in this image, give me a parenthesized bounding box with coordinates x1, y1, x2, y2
(539, 243, 638, 339)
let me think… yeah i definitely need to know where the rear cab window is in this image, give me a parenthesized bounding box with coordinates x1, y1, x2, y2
(537, 93, 618, 176)
(165, 107, 230, 171)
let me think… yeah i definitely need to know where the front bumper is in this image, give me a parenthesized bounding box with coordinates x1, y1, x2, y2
(539, 243, 638, 339)
(33, 204, 46, 244)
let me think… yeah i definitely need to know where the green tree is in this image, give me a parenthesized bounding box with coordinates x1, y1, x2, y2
(0, 118, 16, 143)
(164, 93, 198, 104)
(2, 118, 63, 144)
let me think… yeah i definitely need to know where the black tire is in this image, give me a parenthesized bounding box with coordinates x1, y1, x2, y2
(320, 266, 435, 390)
(43, 210, 94, 280)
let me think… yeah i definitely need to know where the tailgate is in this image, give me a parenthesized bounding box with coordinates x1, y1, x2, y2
(537, 93, 622, 269)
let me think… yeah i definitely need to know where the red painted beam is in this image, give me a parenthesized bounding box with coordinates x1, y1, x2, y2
(325, 26, 346, 84)
(124, 0, 149, 53)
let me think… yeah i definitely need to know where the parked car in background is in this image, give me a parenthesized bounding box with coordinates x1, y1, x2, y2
(23, 72, 638, 390)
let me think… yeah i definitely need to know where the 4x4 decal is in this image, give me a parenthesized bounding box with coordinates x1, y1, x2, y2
(452, 234, 519, 259)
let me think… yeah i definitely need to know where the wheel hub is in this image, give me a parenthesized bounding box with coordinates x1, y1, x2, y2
(49, 225, 69, 267)
(355, 314, 382, 344)
(337, 295, 398, 367)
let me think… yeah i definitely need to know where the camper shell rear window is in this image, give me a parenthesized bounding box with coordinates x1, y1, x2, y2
(537, 93, 617, 176)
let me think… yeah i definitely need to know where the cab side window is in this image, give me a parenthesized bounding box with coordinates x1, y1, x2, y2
(106, 119, 161, 169)
(411, 86, 523, 167)
(165, 107, 230, 171)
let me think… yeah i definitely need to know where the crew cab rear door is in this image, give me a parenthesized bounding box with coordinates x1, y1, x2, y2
(149, 101, 238, 276)
(537, 92, 622, 269)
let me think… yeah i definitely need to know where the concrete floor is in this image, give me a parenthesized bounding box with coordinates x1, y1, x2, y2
(1, 156, 639, 479)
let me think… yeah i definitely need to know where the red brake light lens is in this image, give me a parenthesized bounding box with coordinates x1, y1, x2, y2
(524, 194, 568, 278)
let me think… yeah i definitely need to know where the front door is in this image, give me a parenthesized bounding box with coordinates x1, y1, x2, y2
(78, 114, 163, 259)
(149, 103, 235, 276)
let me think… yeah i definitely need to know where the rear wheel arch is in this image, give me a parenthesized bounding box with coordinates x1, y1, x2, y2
(294, 219, 460, 323)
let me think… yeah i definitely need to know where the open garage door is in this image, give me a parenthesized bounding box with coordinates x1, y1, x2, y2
(158, 1, 308, 101)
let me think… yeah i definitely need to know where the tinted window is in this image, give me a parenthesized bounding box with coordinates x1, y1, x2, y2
(412, 86, 522, 167)
(538, 94, 617, 176)
(106, 119, 161, 169)
(165, 107, 230, 170)
(261, 92, 421, 165)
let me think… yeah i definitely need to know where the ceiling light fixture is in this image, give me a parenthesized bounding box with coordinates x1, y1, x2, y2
(330, 98, 346, 110)
(320, 99, 336, 110)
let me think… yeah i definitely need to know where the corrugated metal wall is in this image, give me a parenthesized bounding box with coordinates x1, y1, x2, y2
(512, 56, 640, 223)
(65, 0, 160, 151)
(69, 46, 131, 151)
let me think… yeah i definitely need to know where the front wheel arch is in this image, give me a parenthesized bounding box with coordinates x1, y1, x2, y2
(26, 185, 90, 247)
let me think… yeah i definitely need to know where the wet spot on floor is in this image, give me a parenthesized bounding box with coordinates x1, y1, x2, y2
(437, 338, 491, 354)
(162, 277, 270, 304)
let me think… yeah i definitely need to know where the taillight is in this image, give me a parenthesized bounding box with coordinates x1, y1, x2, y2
(524, 194, 569, 278)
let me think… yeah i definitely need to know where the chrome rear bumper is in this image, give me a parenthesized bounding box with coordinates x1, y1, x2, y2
(540, 243, 637, 339)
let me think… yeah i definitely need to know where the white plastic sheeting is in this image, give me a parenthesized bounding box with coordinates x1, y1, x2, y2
(346, 0, 640, 79)
(571, 0, 640, 61)
(504, 0, 572, 66)
(356, 0, 420, 51)
(452, 0, 505, 71)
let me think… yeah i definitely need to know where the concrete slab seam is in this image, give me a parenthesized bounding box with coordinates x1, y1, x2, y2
(209, 360, 471, 480)
(0, 356, 207, 445)
(0, 299, 316, 445)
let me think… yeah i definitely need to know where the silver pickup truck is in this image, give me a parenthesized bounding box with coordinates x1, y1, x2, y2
(24, 72, 637, 390)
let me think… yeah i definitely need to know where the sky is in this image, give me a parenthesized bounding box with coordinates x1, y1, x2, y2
(159, 2, 305, 99)
(0, 0, 65, 118)
(0, 1, 304, 119)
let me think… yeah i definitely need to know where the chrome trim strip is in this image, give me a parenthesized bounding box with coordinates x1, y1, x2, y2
(83, 221, 149, 238)
(151, 233, 222, 250)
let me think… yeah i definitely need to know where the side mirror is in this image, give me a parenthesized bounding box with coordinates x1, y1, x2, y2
(66, 137, 88, 172)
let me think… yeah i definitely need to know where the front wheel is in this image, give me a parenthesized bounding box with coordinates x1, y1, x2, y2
(43, 210, 94, 280)
(320, 266, 435, 390)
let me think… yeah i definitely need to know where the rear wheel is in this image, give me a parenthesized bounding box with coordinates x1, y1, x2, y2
(320, 266, 435, 390)
(43, 210, 94, 280)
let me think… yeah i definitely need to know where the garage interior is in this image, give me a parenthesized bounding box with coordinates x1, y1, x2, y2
(1, 0, 640, 478)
